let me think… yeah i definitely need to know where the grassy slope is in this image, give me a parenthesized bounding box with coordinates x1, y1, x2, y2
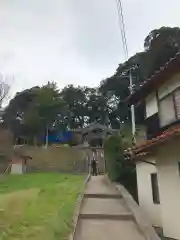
(0, 173, 84, 240)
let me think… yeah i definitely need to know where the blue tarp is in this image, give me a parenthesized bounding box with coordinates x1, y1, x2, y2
(45, 131, 73, 143)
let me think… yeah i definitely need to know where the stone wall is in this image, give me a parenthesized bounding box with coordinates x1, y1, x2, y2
(0, 128, 13, 153)
(14, 145, 88, 174)
(0, 128, 13, 173)
(0, 155, 11, 172)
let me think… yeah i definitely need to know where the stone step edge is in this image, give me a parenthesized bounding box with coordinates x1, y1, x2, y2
(79, 213, 133, 221)
(84, 193, 122, 199)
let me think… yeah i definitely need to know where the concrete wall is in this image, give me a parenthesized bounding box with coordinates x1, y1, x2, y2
(158, 72, 180, 99)
(11, 163, 23, 174)
(136, 157, 162, 227)
(156, 139, 180, 239)
(145, 92, 158, 118)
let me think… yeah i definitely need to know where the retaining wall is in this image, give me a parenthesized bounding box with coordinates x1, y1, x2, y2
(11, 145, 89, 174)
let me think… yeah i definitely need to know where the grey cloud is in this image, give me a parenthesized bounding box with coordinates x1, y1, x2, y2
(0, 0, 180, 95)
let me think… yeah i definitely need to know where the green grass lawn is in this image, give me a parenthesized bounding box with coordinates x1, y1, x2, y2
(0, 173, 84, 240)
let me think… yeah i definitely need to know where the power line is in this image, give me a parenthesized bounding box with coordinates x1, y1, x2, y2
(115, 0, 128, 60)
(118, 0, 129, 59)
(115, 0, 126, 59)
(115, 0, 136, 141)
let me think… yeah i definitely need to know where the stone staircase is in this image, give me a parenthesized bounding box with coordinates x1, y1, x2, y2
(74, 176, 146, 240)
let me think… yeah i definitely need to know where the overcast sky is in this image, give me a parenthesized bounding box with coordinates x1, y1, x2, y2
(1, 0, 180, 95)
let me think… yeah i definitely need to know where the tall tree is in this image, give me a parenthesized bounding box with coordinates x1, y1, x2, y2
(3, 86, 39, 140)
(60, 85, 88, 129)
(25, 82, 63, 146)
(100, 27, 180, 125)
(3, 82, 64, 144)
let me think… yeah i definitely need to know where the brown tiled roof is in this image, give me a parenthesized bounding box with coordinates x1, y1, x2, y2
(124, 148, 151, 162)
(127, 52, 180, 104)
(134, 124, 180, 154)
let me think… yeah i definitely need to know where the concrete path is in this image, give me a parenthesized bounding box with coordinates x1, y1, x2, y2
(74, 176, 146, 240)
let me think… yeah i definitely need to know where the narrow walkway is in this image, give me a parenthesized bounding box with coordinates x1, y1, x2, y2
(74, 176, 145, 240)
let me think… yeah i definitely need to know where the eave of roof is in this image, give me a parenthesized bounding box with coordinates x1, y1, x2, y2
(82, 123, 116, 134)
(133, 125, 180, 154)
(127, 52, 180, 105)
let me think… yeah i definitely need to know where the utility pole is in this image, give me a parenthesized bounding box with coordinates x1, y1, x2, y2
(129, 71, 136, 144)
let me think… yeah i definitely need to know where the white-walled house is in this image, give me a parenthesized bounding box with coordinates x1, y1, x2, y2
(128, 53, 180, 239)
(136, 155, 162, 228)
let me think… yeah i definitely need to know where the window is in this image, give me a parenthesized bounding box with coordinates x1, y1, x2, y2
(178, 162, 180, 176)
(151, 173, 160, 204)
(159, 95, 176, 127)
(158, 87, 180, 127)
(174, 89, 180, 119)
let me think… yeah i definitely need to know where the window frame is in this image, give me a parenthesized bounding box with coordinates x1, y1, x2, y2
(151, 173, 160, 205)
(178, 162, 180, 177)
(173, 88, 180, 119)
(158, 86, 180, 127)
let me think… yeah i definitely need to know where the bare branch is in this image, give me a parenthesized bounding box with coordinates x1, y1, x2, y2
(0, 74, 12, 106)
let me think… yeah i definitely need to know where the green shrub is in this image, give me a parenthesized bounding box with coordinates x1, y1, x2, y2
(104, 135, 138, 201)
(104, 135, 124, 181)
